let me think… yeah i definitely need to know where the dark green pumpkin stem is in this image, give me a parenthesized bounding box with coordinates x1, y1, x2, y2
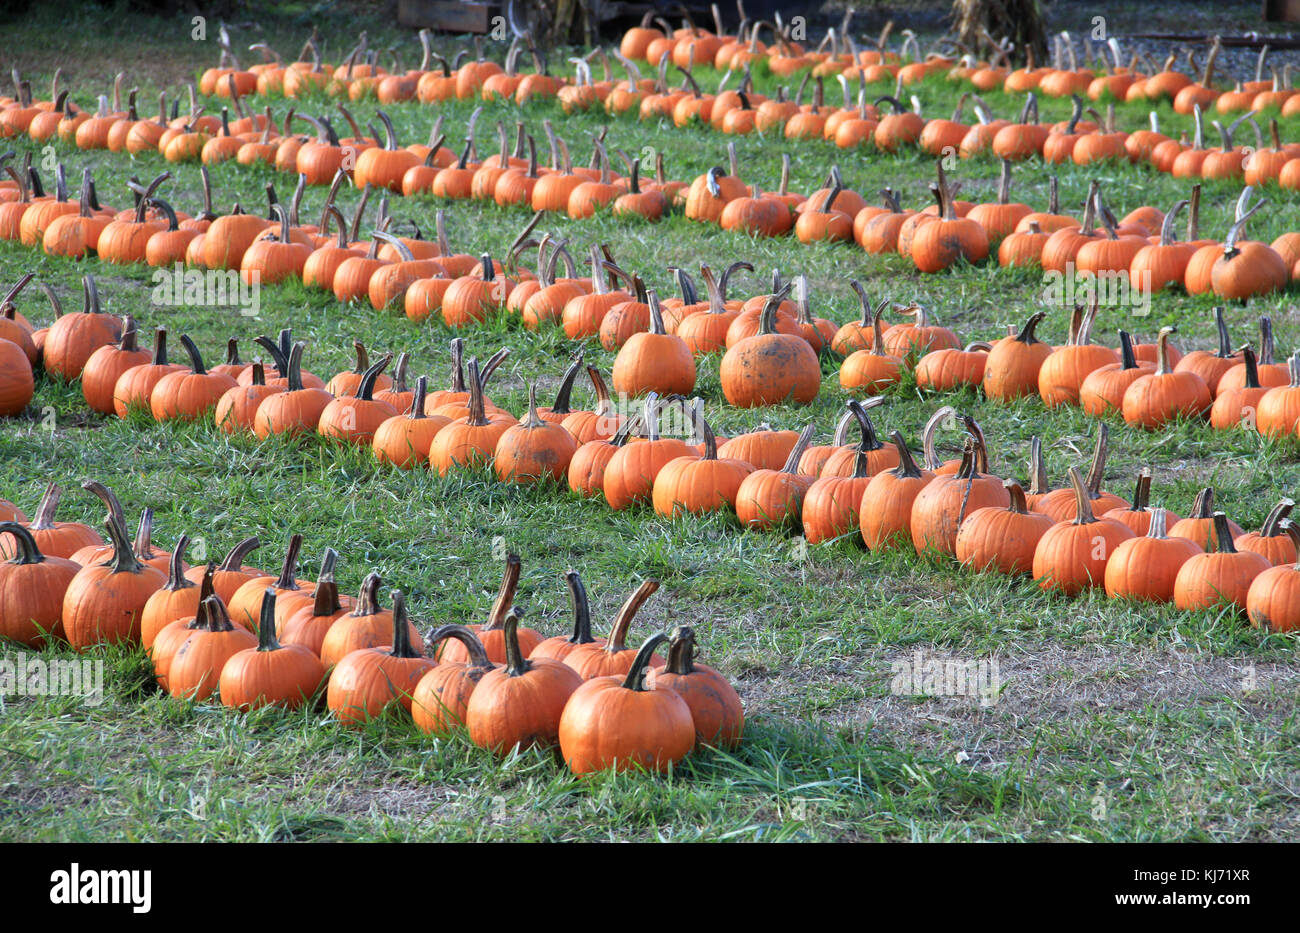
(388, 591, 423, 659)
(218, 536, 260, 571)
(253, 335, 288, 377)
(1211, 512, 1238, 554)
(620, 632, 669, 691)
(178, 334, 207, 375)
(430, 624, 493, 671)
(81, 480, 142, 573)
(151, 327, 170, 366)
(1118, 331, 1137, 370)
(311, 548, 342, 616)
(199, 593, 237, 633)
(890, 430, 925, 479)
(564, 570, 599, 646)
(1260, 499, 1294, 537)
(164, 533, 193, 591)
(550, 353, 584, 415)
(273, 533, 303, 588)
(663, 625, 697, 675)
(0, 521, 45, 564)
(355, 352, 392, 401)
(256, 588, 281, 651)
(502, 609, 532, 677)
(781, 424, 816, 474)
(286, 341, 309, 392)
(1015, 310, 1046, 345)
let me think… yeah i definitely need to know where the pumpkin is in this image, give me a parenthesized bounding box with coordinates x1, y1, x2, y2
(1174, 305, 1240, 388)
(1256, 353, 1300, 438)
(612, 288, 696, 397)
(654, 625, 743, 749)
(0, 330, 33, 416)
(320, 571, 423, 669)
(140, 535, 199, 648)
(1122, 326, 1211, 429)
(559, 631, 695, 775)
(40, 276, 121, 382)
(326, 590, 435, 725)
(735, 424, 817, 530)
(652, 411, 750, 517)
(254, 341, 334, 439)
(1216, 317, 1287, 397)
(859, 430, 936, 550)
(150, 335, 238, 422)
(219, 588, 325, 710)
(1079, 330, 1155, 416)
(839, 289, 902, 395)
(982, 311, 1051, 401)
(1038, 300, 1118, 407)
(1103, 506, 1203, 603)
(80, 316, 149, 414)
(719, 287, 821, 408)
(675, 265, 741, 356)
(1209, 194, 1288, 300)
(165, 594, 258, 701)
(465, 609, 583, 753)
(1234, 499, 1297, 566)
(1102, 468, 1179, 536)
(562, 365, 621, 443)
(717, 425, 800, 473)
(530, 569, 607, 662)
(818, 401, 900, 478)
(62, 481, 166, 649)
(280, 549, 354, 654)
(317, 353, 397, 445)
(951, 472, 1056, 574)
(0, 521, 79, 646)
(1245, 525, 1300, 632)
(911, 433, 1010, 557)
(880, 304, 961, 360)
(802, 412, 880, 545)
(966, 159, 1031, 241)
(602, 394, 696, 509)
(1031, 466, 1136, 595)
(1129, 197, 1196, 292)
(1173, 512, 1270, 613)
(568, 415, 643, 499)
(911, 161, 989, 272)
(429, 357, 516, 475)
(0, 482, 101, 560)
(412, 624, 499, 735)
(1170, 487, 1245, 551)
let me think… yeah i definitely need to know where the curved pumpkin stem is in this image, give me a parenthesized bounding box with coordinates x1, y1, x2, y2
(604, 579, 660, 653)
(429, 624, 494, 672)
(620, 632, 670, 691)
(486, 553, 521, 630)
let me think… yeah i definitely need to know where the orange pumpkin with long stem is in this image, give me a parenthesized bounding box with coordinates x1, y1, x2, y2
(955, 480, 1055, 575)
(1122, 327, 1211, 430)
(1173, 513, 1270, 613)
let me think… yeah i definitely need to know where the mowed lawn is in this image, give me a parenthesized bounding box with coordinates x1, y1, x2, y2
(1, 4, 1298, 841)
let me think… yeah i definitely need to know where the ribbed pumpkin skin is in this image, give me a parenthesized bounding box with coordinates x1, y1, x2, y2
(652, 455, 750, 517)
(63, 561, 166, 648)
(735, 470, 815, 530)
(466, 659, 583, 752)
(0, 341, 34, 416)
(955, 504, 1054, 575)
(1038, 346, 1119, 407)
(911, 474, 1010, 557)
(0, 538, 78, 646)
(219, 643, 325, 710)
(327, 649, 435, 724)
(602, 439, 694, 509)
(166, 624, 257, 701)
(655, 663, 743, 749)
(1031, 518, 1135, 595)
(1247, 566, 1300, 632)
(558, 677, 696, 774)
(1122, 371, 1212, 429)
(802, 475, 872, 544)
(1104, 535, 1202, 602)
(860, 469, 936, 550)
(719, 334, 821, 407)
(1173, 550, 1271, 612)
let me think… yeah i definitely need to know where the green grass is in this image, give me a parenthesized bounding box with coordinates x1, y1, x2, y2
(2, 3, 1300, 842)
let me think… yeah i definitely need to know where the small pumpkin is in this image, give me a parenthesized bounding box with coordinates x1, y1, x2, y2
(219, 588, 325, 710)
(1031, 466, 1136, 595)
(1173, 512, 1270, 613)
(326, 590, 435, 725)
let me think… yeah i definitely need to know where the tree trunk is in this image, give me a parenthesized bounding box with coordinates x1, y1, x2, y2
(950, 0, 1048, 66)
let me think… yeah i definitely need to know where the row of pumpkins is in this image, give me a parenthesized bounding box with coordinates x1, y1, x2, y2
(18, 9, 1300, 193)
(5, 306, 1300, 630)
(0, 481, 741, 774)
(8, 106, 1299, 309)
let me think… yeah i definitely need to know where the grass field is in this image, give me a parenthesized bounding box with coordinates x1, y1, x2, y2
(1, 2, 1299, 842)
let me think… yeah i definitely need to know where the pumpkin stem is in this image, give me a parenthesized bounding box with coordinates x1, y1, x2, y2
(781, 424, 817, 474)
(1154, 326, 1177, 376)
(0, 521, 46, 565)
(430, 624, 494, 672)
(486, 553, 521, 630)
(1188, 487, 1216, 520)
(1117, 331, 1138, 371)
(354, 352, 392, 401)
(1067, 466, 1097, 525)
(1026, 436, 1050, 496)
(605, 580, 660, 653)
(256, 588, 282, 652)
(1259, 499, 1294, 537)
(1014, 310, 1047, 345)
(1084, 424, 1109, 497)
(757, 282, 792, 336)
(1239, 346, 1260, 389)
(564, 570, 600, 646)
(620, 632, 670, 692)
(501, 609, 532, 677)
(922, 406, 957, 471)
(218, 536, 260, 572)
(352, 571, 382, 617)
(1210, 512, 1238, 554)
(271, 533, 303, 589)
(1005, 480, 1030, 514)
(199, 594, 237, 633)
(311, 550, 343, 616)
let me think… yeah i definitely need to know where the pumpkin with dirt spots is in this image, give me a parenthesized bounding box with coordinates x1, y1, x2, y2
(719, 288, 820, 408)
